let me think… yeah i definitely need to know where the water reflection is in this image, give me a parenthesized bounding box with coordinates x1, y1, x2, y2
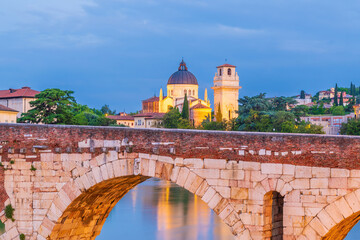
(97, 178, 234, 240)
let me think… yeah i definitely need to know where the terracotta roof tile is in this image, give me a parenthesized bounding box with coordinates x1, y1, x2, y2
(191, 103, 212, 109)
(0, 87, 40, 99)
(0, 104, 18, 112)
(217, 63, 236, 68)
(106, 115, 134, 120)
(134, 113, 165, 119)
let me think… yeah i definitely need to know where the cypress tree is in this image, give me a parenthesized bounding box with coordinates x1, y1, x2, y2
(339, 92, 344, 106)
(215, 104, 222, 122)
(181, 93, 189, 120)
(334, 84, 338, 106)
(300, 90, 305, 99)
(350, 83, 353, 95)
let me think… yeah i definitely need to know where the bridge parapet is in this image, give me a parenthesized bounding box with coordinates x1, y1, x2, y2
(0, 124, 360, 239)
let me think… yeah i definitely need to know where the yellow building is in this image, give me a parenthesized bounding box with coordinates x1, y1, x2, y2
(211, 64, 241, 121)
(142, 60, 211, 127)
(354, 104, 360, 119)
(0, 104, 18, 123)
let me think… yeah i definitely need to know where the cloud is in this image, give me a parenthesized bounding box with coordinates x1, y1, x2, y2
(0, 0, 97, 32)
(215, 24, 265, 37)
(28, 34, 105, 48)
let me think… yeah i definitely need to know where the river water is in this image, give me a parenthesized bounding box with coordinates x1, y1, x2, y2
(97, 178, 234, 240)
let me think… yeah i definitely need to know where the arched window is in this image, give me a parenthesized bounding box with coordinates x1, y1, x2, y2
(188, 89, 191, 95)
(227, 68, 231, 76)
(184, 89, 187, 95)
(219, 69, 222, 76)
(171, 90, 173, 96)
(193, 90, 195, 95)
(264, 191, 284, 239)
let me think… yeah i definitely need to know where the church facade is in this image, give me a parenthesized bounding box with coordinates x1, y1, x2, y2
(141, 60, 241, 126)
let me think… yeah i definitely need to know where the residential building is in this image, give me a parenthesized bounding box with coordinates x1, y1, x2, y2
(134, 113, 165, 128)
(0, 87, 40, 118)
(301, 114, 355, 135)
(294, 93, 312, 105)
(106, 115, 134, 127)
(0, 105, 18, 123)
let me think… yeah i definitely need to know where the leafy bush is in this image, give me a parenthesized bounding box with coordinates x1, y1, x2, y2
(5, 204, 14, 221)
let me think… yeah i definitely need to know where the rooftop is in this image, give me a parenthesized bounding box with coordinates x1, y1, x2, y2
(0, 87, 40, 99)
(0, 104, 18, 112)
(217, 63, 236, 68)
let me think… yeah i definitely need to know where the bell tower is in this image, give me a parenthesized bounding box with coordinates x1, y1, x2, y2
(211, 63, 241, 121)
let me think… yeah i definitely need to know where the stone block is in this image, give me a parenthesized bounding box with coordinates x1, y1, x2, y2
(208, 193, 222, 209)
(290, 179, 309, 189)
(202, 187, 216, 204)
(183, 158, 204, 169)
(309, 217, 328, 236)
(204, 159, 226, 169)
(231, 187, 248, 200)
(176, 167, 190, 187)
(215, 186, 230, 198)
(312, 167, 330, 178)
(329, 177, 347, 189)
(195, 181, 209, 197)
(334, 197, 353, 218)
(261, 163, 282, 175)
(220, 170, 244, 180)
(295, 166, 312, 178)
(331, 168, 350, 178)
(310, 178, 328, 189)
(193, 169, 220, 179)
(243, 161, 260, 171)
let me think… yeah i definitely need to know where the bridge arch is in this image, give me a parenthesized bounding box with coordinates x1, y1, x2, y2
(36, 153, 247, 240)
(300, 188, 360, 240)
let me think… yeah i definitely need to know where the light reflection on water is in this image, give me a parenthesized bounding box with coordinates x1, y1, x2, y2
(97, 178, 234, 240)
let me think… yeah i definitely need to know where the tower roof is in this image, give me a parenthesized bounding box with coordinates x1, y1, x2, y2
(167, 60, 198, 85)
(216, 63, 236, 68)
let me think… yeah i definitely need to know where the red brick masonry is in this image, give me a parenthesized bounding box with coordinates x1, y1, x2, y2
(0, 123, 359, 169)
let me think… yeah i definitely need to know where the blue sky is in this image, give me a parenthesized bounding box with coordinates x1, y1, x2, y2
(1, 0, 360, 112)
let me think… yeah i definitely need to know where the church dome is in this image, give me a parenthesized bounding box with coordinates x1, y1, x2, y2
(167, 60, 198, 85)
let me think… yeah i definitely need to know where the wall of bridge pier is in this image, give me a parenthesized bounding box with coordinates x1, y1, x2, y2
(0, 124, 360, 239)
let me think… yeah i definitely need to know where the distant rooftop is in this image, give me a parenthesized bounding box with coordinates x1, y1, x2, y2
(0, 104, 18, 112)
(217, 63, 236, 68)
(0, 87, 40, 99)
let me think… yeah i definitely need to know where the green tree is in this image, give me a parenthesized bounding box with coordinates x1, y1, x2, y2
(334, 84, 338, 106)
(18, 89, 76, 124)
(300, 90, 306, 99)
(331, 106, 345, 116)
(291, 105, 309, 120)
(339, 92, 344, 106)
(215, 104, 223, 122)
(238, 93, 272, 115)
(199, 116, 227, 130)
(273, 96, 297, 111)
(100, 104, 116, 115)
(181, 94, 189, 120)
(163, 107, 181, 128)
(340, 119, 360, 135)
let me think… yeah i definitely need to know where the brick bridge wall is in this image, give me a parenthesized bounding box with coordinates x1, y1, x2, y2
(0, 124, 360, 239)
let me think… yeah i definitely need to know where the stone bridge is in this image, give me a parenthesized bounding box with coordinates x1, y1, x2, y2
(0, 124, 360, 240)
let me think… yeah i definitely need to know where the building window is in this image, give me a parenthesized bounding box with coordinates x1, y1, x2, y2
(219, 69, 222, 76)
(227, 68, 231, 76)
(171, 90, 173, 96)
(193, 90, 195, 95)
(188, 89, 191, 95)
(184, 89, 187, 95)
